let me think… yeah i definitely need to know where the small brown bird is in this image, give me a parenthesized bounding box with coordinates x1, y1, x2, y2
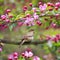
(0, 42, 4, 47)
(19, 29, 34, 48)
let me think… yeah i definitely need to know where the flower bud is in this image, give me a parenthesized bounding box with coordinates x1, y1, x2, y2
(29, 3, 32, 7)
(1, 15, 6, 20)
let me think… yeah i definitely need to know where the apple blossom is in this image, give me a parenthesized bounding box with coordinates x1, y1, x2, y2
(24, 51, 33, 58)
(39, 4, 47, 11)
(33, 13, 39, 20)
(32, 8, 37, 12)
(1, 15, 6, 20)
(0, 47, 2, 52)
(33, 56, 40, 60)
(55, 2, 60, 7)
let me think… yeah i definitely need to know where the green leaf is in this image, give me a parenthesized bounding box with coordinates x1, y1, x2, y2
(18, 56, 25, 60)
(9, 24, 16, 31)
(15, 13, 25, 20)
(25, 11, 33, 15)
(54, 42, 60, 47)
(46, 11, 55, 15)
(32, 0, 40, 6)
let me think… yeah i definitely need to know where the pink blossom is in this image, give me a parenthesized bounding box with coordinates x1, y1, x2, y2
(23, 6, 27, 11)
(8, 52, 18, 60)
(51, 23, 56, 28)
(24, 51, 29, 57)
(24, 17, 34, 26)
(6, 9, 11, 13)
(32, 8, 37, 12)
(13, 52, 18, 57)
(8, 54, 13, 60)
(14, 56, 18, 60)
(24, 17, 34, 23)
(51, 37, 58, 42)
(21, 53, 25, 57)
(47, 2, 54, 7)
(24, 51, 33, 58)
(33, 56, 40, 60)
(55, 2, 60, 7)
(0, 47, 2, 52)
(1, 15, 6, 20)
(28, 51, 33, 57)
(39, 4, 47, 11)
(29, 3, 32, 7)
(46, 35, 51, 40)
(56, 34, 60, 40)
(38, 2, 42, 6)
(36, 21, 42, 26)
(17, 22, 23, 26)
(33, 13, 39, 20)
(5, 19, 10, 23)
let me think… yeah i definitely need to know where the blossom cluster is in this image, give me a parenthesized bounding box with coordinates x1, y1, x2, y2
(0, 2, 60, 31)
(46, 34, 60, 42)
(8, 49, 40, 60)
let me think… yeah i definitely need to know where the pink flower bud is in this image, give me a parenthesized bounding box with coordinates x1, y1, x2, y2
(45, 27, 49, 30)
(49, 8, 53, 11)
(50, 3, 54, 7)
(1, 15, 6, 20)
(55, 7, 58, 10)
(55, 14, 59, 18)
(17, 22, 23, 26)
(8, 55, 13, 60)
(26, 23, 30, 26)
(21, 53, 25, 57)
(47, 2, 51, 6)
(29, 3, 32, 7)
(6, 9, 11, 13)
(14, 56, 18, 60)
(51, 23, 56, 28)
(36, 21, 42, 26)
(52, 37, 58, 42)
(38, 2, 42, 6)
(8, 58, 12, 60)
(23, 6, 27, 11)
(26, 48, 31, 52)
(46, 35, 51, 40)
(56, 34, 60, 40)
(9, 15, 13, 18)
(26, 14, 31, 17)
(13, 52, 18, 57)
(4, 25, 8, 29)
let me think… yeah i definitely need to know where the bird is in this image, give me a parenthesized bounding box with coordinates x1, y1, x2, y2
(0, 42, 4, 47)
(19, 29, 34, 48)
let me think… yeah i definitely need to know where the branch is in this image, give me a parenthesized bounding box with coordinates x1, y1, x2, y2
(0, 14, 58, 25)
(0, 39, 47, 45)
